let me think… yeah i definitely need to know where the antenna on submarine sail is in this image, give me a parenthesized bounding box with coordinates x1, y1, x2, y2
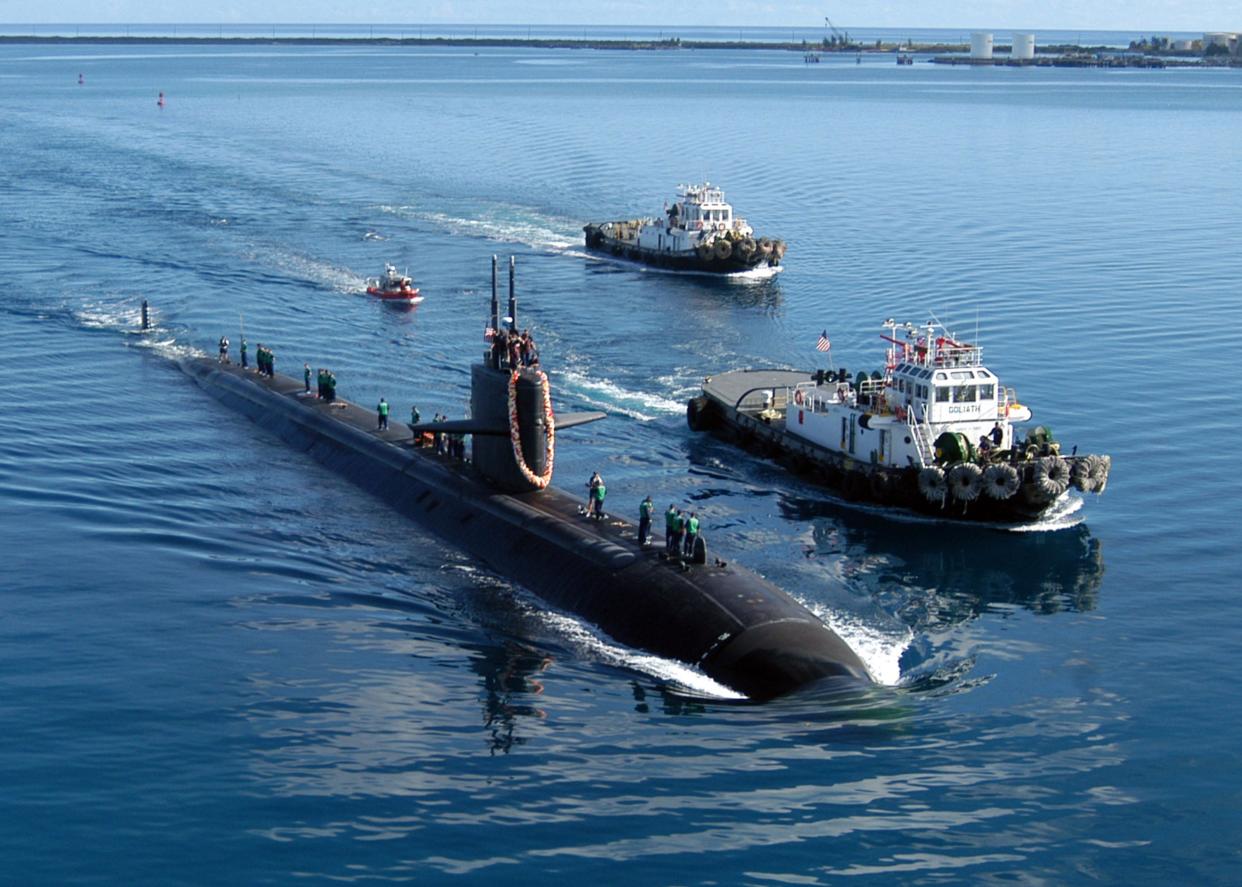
(471, 256, 551, 492)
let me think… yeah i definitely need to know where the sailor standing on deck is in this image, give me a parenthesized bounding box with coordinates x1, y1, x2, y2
(240, 338, 248, 369)
(377, 398, 389, 431)
(664, 504, 678, 553)
(218, 336, 229, 363)
(671, 510, 686, 557)
(304, 363, 311, 394)
(590, 475, 607, 520)
(684, 512, 700, 557)
(638, 496, 654, 546)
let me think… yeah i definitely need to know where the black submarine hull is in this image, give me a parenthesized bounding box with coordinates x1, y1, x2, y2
(180, 358, 871, 700)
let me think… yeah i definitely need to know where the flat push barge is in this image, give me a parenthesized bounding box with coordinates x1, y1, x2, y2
(584, 183, 786, 275)
(687, 320, 1112, 523)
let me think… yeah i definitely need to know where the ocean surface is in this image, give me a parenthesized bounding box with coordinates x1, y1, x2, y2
(1, 41, 1240, 884)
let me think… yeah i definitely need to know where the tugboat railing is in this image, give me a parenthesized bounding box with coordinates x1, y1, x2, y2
(732, 385, 791, 416)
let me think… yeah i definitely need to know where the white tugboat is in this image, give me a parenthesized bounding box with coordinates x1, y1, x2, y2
(687, 319, 1112, 523)
(584, 183, 785, 275)
(366, 263, 423, 303)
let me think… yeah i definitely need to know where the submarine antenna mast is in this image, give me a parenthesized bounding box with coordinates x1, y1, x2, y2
(507, 256, 517, 332)
(490, 254, 500, 334)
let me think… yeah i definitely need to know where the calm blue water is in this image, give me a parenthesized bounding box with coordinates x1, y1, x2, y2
(2, 42, 1241, 884)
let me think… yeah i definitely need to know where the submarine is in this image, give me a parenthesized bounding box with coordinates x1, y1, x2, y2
(178, 257, 871, 700)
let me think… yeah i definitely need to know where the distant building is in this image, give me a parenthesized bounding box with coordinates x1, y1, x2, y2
(1203, 32, 1237, 48)
(1012, 32, 1035, 60)
(1171, 39, 1195, 52)
(970, 32, 994, 60)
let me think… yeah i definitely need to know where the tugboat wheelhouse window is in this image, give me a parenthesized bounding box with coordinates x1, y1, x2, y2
(953, 385, 977, 403)
(935, 386, 950, 403)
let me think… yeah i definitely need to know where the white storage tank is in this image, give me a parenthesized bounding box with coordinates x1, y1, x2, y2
(1012, 32, 1035, 60)
(971, 32, 994, 59)
(1203, 32, 1236, 49)
(1172, 39, 1194, 51)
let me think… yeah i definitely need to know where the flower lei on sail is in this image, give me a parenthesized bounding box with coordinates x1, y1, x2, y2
(508, 368, 555, 489)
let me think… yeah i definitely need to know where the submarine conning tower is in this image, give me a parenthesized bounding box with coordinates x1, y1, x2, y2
(471, 256, 554, 492)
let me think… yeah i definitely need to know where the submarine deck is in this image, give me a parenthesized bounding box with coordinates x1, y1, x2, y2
(208, 359, 705, 567)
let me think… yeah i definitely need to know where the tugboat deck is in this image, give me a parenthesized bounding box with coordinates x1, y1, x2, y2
(703, 369, 813, 412)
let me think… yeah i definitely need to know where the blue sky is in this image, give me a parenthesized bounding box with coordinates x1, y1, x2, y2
(0, 1, 1239, 31)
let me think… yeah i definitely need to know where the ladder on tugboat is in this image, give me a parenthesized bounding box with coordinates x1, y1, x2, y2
(908, 412, 936, 467)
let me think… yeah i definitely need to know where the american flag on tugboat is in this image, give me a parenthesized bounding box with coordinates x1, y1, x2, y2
(816, 330, 831, 352)
(484, 326, 496, 342)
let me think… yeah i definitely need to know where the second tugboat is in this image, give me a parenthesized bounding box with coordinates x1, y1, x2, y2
(366, 263, 423, 303)
(687, 319, 1112, 524)
(584, 183, 786, 275)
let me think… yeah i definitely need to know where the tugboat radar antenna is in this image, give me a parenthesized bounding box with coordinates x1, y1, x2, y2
(507, 255, 517, 332)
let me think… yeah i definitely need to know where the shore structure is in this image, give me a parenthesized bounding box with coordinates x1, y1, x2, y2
(178, 257, 871, 700)
(687, 319, 1111, 524)
(5, 33, 1237, 66)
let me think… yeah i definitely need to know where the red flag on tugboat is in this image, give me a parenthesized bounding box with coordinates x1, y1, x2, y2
(816, 331, 831, 352)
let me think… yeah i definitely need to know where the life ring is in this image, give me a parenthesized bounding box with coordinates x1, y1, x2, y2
(793, 389, 804, 406)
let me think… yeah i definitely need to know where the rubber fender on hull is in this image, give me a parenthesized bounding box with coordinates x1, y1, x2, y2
(983, 462, 1021, 500)
(713, 238, 733, 261)
(1035, 455, 1070, 498)
(1070, 459, 1094, 492)
(686, 396, 713, 431)
(1087, 453, 1111, 492)
(947, 462, 983, 502)
(918, 465, 947, 503)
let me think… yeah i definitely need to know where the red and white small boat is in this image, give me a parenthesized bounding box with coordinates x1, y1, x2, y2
(366, 263, 422, 302)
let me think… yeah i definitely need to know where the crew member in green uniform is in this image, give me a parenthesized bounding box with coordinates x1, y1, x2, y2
(377, 397, 390, 431)
(638, 495, 654, 546)
(590, 475, 607, 520)
(240, 338, 248, 369)
(664, 504, 678, 553)
(683, 512, 700, 558)
(303, 363, 311, 394)
(671, 510, 685, 557)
